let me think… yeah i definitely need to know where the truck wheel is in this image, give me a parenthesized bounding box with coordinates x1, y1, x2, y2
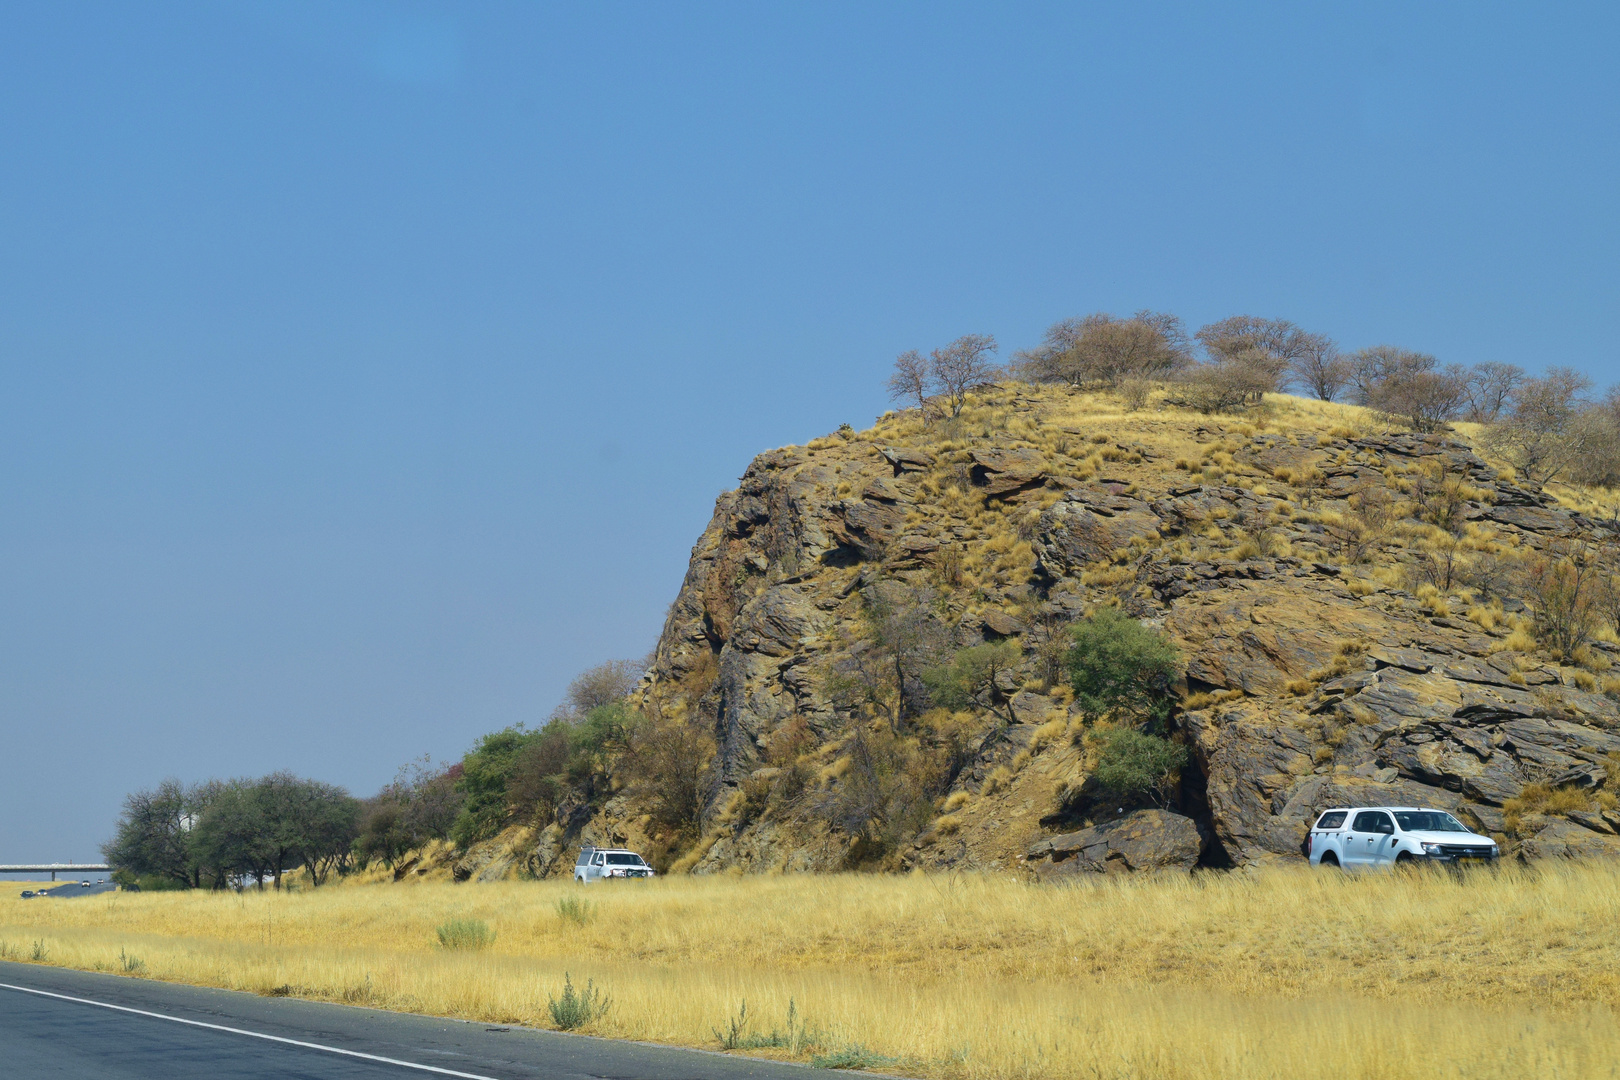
(1318, 852, 1340, 868)
(1396, 852, 1415, 865)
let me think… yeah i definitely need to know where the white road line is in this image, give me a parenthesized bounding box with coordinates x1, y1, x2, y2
(0, 981, 506, 1079)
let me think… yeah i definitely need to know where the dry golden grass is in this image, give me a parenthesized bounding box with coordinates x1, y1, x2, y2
(3, 865, 1619, 1078)
(0, 880, 58, 899)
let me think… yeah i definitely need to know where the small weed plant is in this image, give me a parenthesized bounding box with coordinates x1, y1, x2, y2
(715, 998, 822, 1054)
(555, 895, 595, 925)
(118, 948, 146, 974)
(548, 972, 611, 1030)
(811, 1044, 902, 1070)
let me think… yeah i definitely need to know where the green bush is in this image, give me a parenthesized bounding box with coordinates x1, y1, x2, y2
(810, 1045, 901, 1070)
(1066, 607, 1181, 724)
(434, 918, 495, 950)
(548, 972, 611, 1030)
(555, 895, 595, 925)
(1091, 728, 1189, 806)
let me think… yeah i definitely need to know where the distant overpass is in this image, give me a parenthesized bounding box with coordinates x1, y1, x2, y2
(0, 863, 110, 881)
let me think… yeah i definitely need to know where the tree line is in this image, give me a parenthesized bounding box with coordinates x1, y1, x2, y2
(889, 311, 1620, 488)
(102, 657, 696, 887)
(103, 772, 360, 890)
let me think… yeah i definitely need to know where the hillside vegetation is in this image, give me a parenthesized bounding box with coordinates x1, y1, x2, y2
(415, 375, 1620, 884)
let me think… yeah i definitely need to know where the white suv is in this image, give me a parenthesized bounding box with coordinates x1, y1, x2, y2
(573, 846, 655, 883)
(1307, 807, 1499, 868)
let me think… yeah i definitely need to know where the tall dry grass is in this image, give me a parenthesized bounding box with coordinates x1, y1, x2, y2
(4, 863, 1618, 1078)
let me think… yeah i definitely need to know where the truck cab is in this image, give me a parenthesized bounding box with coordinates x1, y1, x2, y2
(1307, 807, 1499, 868)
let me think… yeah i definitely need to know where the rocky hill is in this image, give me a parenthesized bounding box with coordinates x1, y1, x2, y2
(445, 384, 1620, 882)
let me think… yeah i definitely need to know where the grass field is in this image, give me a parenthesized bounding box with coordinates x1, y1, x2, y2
(0, 880, 59, 899)
(3, 863, 1618, 1079)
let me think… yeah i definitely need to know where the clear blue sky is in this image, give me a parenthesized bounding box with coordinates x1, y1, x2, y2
(3, 3, 1617, 864)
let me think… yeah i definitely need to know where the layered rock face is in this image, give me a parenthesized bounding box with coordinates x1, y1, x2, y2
(563, 391, 1620, 876)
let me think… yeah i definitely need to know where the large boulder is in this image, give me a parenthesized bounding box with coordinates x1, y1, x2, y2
(1025, 809, 1203, 876)
(969, 448, 1048, 500)
(1034, 487, 1164, 574)
(1517, 816, 1620, 860)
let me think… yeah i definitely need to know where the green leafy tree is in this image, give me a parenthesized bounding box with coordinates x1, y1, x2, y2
(1091, 728, 1189, 807)
(1066, 608, 1181, 725)
(355, 758, 464, 869)
(190, 774, 358, 888)
(451, 727, 543, 848)
(921, 641, 1022, 723)
(102, 778, 221, 889)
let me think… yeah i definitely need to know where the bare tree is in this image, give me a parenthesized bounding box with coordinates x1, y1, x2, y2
(886, 349, 930, 415)
(1367, 362, 1471, 433)
(1012, 317, 1086, 385)
(928, 334, 998, 417)
(1169, 359, 1274, 413)
(1019, 312, 1189, 388)
(1195, 316, 1324, 394)
(1345, 345, 1437, 405)
(1290, 334, 1350, 401)
(1464, 362, 1524, 423)
(1484, 367, 1594, 483)
(1522, 542, 1602, 661)
(1566, 386, 1620, 488)
(554, 659, 645, 721)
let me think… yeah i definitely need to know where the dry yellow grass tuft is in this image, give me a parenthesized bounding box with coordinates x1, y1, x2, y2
(5, 866, 1620, 1077)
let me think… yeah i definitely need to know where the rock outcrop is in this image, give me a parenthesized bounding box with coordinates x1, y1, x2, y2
(1026, 809, 1203, 875)
(530, 389, 1620, 878)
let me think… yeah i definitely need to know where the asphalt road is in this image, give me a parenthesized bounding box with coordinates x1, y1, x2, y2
(0, 962, 820, 1079)
(29, 880, 118, 899)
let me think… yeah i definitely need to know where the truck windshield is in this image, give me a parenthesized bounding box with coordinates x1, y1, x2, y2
(1394, 811, 1467, 832)
(605, 853, 645, 865)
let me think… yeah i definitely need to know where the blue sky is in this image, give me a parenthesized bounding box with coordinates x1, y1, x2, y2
(2, 3, 1617, 863)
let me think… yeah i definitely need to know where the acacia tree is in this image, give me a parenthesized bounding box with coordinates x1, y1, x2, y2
(1464, 362, 1525, 423)
(1066, 607, 1181, 726)
(886, 349, 930, 414)
(1485, 367, 1595, 483)
(921, 640, 1023, 725)
(356, 758, 462, 869)
(103, 779, 221, 889)
(1196, 316, 1326, 397)
(1291, 335, 1350, 401)
(1369, 363, 1471, 432)
(1345, 345, 1436, 405)
(1021, 312, 1189, 388)
(928, 334, 999, 417)
(825, 589, 949, 730)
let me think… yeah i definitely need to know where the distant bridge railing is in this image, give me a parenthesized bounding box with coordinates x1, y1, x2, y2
(0, 864, 111, 881)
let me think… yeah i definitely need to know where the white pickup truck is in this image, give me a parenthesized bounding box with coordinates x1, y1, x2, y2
(573, 846, 655, 883)
(1307, 807, 1499, 868)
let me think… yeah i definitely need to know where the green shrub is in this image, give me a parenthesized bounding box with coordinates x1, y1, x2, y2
(435, 918, 494, 950)
(1091, 728, 1189, 806)
(548, 972, 611, 1030)
(555, 895, 595, 926)
(810, 1045, 901, 1070)
(1066, 608, 1181, 724)
(712, 998, 819, 1054)
(118, 948, 146, 974)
